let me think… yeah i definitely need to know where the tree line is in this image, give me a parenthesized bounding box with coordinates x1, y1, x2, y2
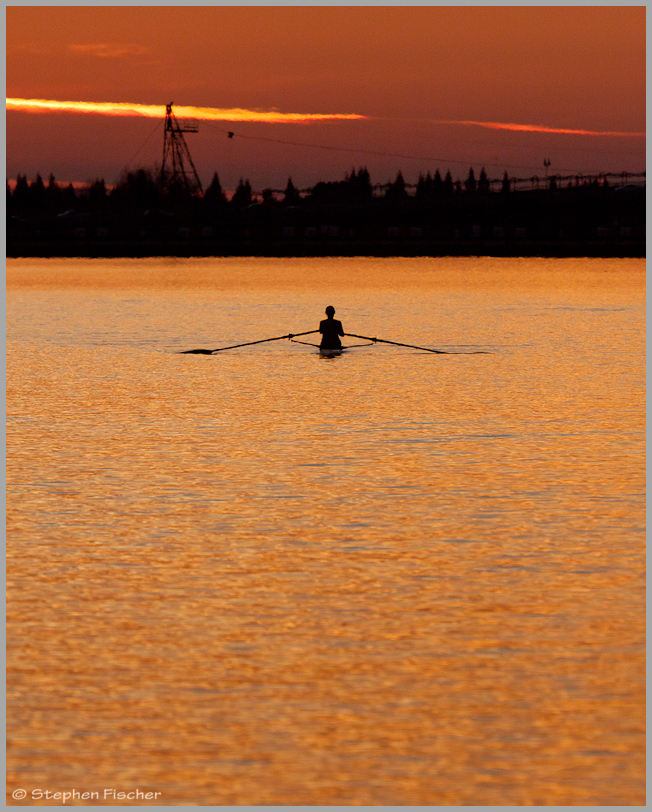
(7, 163, 643, 258)
(8, 164, 594, 217)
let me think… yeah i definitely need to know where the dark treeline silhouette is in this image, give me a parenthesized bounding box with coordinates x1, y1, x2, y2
(7, 165, 645, 258)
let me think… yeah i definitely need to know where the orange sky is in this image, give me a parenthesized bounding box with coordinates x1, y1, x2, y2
(6, 6, 646, 190)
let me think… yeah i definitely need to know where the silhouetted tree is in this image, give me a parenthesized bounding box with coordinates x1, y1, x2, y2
(385, 170, 408, 201)
(283, 177, 301, 206)
(309, 179, 349, 204)
(12, 175, 29, 213)
(261, 188, 275, 205)
(432, 169, 443, 197)
(478, 168, 490, 195)
(88, 178, 108, 210)
(62, 183, 77, 210)
(204, 172, 227, 207)
(443, 170, 454, 198)
(416, 171, 433, 199)
(231, 177, 252, 207)
(345, 167, 372, 203)
(548, 175, 558, 192)
(309, 180, 330, 203)
(464, 167, 476, 195)
(46, 174, 63, 212)
(111, 168, 158, 210)
(29, 173, 46, 210)
(501, 171, 511, 195)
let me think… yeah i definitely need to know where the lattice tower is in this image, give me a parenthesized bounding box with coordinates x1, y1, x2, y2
(160, 103, 203, 195)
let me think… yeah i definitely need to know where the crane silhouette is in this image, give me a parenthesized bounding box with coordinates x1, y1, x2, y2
(160, 103, 203, 196)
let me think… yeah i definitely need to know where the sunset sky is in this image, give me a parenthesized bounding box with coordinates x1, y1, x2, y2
(6, 6, 646, 193)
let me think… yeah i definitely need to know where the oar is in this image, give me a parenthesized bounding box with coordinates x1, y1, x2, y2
(343, 332, 452, 354)
(180, 329, 319, 354)
(344, 333, 489, 354)
(290, 338, 321, 348)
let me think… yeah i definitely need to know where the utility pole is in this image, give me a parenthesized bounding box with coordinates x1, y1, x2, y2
(160, 103, 203, 196)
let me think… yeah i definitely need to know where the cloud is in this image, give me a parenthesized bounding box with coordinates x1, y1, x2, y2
(441, 120, 645, 137)
(69, 43, 152, 59)
(6, 97, 367, 123)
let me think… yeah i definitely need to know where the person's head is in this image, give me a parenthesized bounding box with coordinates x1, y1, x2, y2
(325, 306, 335, 318)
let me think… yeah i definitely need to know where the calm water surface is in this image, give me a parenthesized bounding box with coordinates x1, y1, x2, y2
(7, 257, 645, 805)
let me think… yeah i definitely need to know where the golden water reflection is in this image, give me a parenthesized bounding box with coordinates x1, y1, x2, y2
(7, 258, 645, 804)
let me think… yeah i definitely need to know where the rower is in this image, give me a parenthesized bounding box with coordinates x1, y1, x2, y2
(319, 306, 344, 350)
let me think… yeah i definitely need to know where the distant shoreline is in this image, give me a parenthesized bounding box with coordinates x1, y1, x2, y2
(9, 171, 645, 261)
(7, 239, 645, 260)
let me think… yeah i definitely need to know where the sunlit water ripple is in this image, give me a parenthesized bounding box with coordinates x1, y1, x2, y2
(7, 257, 645, 805)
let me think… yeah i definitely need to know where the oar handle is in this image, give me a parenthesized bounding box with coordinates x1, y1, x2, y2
(287, 330, 320, 339)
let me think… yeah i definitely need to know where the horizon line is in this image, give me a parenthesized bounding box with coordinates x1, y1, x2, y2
(7, 169, 645, 193)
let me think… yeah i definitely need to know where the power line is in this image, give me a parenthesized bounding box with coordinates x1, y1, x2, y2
(199, 119, 603, 175)
(112, 115, 644, 192)
(112, 118, 162, 188)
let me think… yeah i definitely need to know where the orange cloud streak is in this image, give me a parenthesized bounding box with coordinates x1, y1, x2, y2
(6, 97, 367, 123)
(443, 119, 645, 137)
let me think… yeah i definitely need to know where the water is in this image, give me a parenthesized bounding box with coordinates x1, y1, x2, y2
(7, 257, 645, 805)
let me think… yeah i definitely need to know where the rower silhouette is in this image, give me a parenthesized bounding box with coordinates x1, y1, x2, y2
(319, 306, 344, 350)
